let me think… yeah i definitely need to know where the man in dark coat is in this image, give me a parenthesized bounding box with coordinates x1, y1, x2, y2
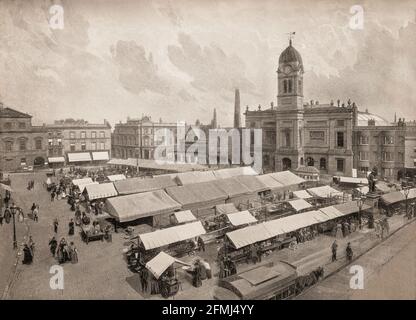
(331, 240, 338, 262)
(49, 236, 58, 257)
(68, 219, 75, 236)
(22, 244, 33, 264)
(346, 242, 353, 262)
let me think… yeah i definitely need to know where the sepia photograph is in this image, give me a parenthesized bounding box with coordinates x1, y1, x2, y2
(0, 0, 415, 304)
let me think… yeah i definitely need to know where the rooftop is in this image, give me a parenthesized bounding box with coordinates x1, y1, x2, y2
(0, 103, 31, 119)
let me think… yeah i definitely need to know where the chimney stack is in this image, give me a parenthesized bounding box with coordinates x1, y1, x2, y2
(234, 89, 241, 128)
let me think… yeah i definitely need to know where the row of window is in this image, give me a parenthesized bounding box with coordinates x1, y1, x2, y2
(358, 135, 397, 145)
(358, 151, 404, 162)
(3, 122, 27, 129)
(360, 167, 394, 177)
(69, 142, 106, 152)
(69, 131, 106, 139)
(4, 139, 42, 151)
(115, 135, 153, 146)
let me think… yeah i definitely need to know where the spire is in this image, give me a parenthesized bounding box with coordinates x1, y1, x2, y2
(394, 112, 397, 123)
(234, 89, 241, 128)
(211, 108, 217, 128)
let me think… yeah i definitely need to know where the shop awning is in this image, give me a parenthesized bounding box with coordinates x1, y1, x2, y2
(215, 203, 239, 215)
(256, 174, 284, 190)
(48, 157, 65, 163)
(213, 166, 259, 180)
(84, 183, 118, 200)
(287, 199, 313, 212)
(235, 175, 269, 193)
(114, 176, 177, 195)
(293, 190, 313, 199)
(226, 210, 257, 227)
(268, 171, 305, 187)
(381, 191, 405, 205)
(106, 190, 181, 222)
(107, 174, 126, 182)
(333, 201, 371, 216)
(139, 221, 206, 250)
(173, 210, 197, 224)
(68, 152, 91, 162)
(145, 252, 189, 279)
(92, 151, 109, 161)
(72, 178, 93, 186)
(307, 185, 343, 198)
(319, 206, 344, 219)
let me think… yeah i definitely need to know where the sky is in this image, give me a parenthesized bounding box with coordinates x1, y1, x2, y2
(0, 0, 415, 127)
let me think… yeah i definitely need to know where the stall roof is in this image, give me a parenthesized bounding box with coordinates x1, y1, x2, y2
(166, 185, 202, 206)
(175, 171, 217, 185)
(0, 183, 13, 192)
(187, 181, 228, 203)
(400, 188, 416, 200)
(265, 213, 317, 235)
(302, 210, 331, 223)
(77, 181, 99, 192)
(287, 199, 313, 212)
(213, 177, 252, 198)
(319, 206, 344, 219)
(376, 181, 393, 193)
(213, 167, 259, 180)
(84, 183, 118, 200)
(226, 210, 257, 227)
(107, 158, 207, 172)
(72, 177, 93, 186)
(215, 203, 239, 215)
(333, 201, 371, 216)
(235, 175, 269, 193)
(106, 190, 181, 222)
(92, 151, 109, 161)
(256, 174, 284, 190)
(293, 190, 313, 199)
(173, 210, 197, 224)
(381, 191, 405, 205)
(68, 152, 92, 162)
(145, 252, 189, 279)
(139, 221, 206, 250)
(268, 171, 305, 186)
(355, 186, 369, 195)
(226, 223, 271, 249)
(307, 185, 343, 198)
(337, 176, 368, 185)
(114, 176, 177, 195)
(48, 157, 65, 163)
(107, 174, 126, 182)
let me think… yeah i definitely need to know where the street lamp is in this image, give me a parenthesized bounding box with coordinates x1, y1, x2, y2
(403, 187, 410, 219)
(10, 203, 17, 249)
(357, 197, 364, 230)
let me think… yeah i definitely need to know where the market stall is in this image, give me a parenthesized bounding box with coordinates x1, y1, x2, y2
(213, 166, 259, 180)
(174, 171, 217, 185)
(83, 183, 118, 201)
(114, 175, 177, 195)
(170, 210, 197, 225)
(213, 177, 256, 209)
(107, 174, 126, 182)
(287, 199, 313, 213)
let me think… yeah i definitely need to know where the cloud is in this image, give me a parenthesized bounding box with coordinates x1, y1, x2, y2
(168, 33, 256, 94)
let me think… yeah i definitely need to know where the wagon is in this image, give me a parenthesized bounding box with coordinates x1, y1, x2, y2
(80, 225, 104, 244)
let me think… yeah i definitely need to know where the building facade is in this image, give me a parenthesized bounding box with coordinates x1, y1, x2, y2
(45, 119, 112, 165)
(112, 116, 177, 160)
(403, 121, 416, 176)
(244, 40, 405, 179)
(0, 103, 48, 171)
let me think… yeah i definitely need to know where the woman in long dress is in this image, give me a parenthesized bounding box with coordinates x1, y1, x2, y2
(70, 242, 78, 264)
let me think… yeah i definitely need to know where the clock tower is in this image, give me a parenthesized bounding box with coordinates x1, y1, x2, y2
(275, 38, 305, 171)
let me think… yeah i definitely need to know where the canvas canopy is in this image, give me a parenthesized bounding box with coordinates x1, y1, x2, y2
(84, 183, 118, 200)
(226, 210, 257, 227)
(145, 252, 189, 279)
(175, 171, 217, 185)
(92, 151, 109, 161)
(106, 190, 181, 222)
(215, 203, 239, 215)
(307, 185, 343, 198)
(48, 157, 65, 163)
(173, 210, 197, 224)
(213, 167, 258, 180)
(235, 175, 269, 193)
(268, 171, 305, 186)
(337, 176, 368, 185)
(68, 152, 92, 162)
(287, 199, 313, 212)
(381, 191, 405, 205)
(114, 176, 176, 195)
(107, 158, 207, 172)
(213, 178, 252, 198)
(226, 223, 271, 249)
(72, 178, 93, 186)
(139, 221, 206, 250)
(255, 174, 284, 191)
(333, 201, 371, 216)
(0, 183, 13, 192)
(319, 206, 344, 219)
(77, 182, 99, 192)
(107, 174, 126, 182)
(355, 186, 369, 195)
(293, 190, 313, 199)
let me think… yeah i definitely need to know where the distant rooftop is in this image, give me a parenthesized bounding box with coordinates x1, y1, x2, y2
(46, 118, 111, 128)
(0, 102, 31, 118)
(357, 111, 390, 126)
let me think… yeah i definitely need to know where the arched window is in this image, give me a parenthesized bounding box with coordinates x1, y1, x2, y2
(284, 131, 291, 147)
(306, 157, 314, 166)
(320, 158, 327, 170)
(300, 157, 304, 166)
(283, 80, 288, 93)
(288, 79, 293, 93)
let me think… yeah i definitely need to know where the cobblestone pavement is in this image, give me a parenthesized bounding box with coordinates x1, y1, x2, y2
(1, 171, 414, 300)
(297, 219, 416, 300)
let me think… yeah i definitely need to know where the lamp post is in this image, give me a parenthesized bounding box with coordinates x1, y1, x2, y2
(404, 187, 410, 219)
(357, 197, 364, 230)
(10, 204, 17, 249)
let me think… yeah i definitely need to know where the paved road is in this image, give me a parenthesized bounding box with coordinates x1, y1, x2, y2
(297, 220, 416, 300)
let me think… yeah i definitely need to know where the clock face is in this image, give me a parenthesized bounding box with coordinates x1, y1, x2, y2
(284, 66, 292, 74)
